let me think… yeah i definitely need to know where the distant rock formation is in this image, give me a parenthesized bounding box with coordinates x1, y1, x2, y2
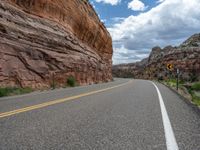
(0, 0, 113, 89)
(113, 33, 200, 81)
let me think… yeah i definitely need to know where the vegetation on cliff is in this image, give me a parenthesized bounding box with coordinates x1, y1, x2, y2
(0, 0, 113, 90)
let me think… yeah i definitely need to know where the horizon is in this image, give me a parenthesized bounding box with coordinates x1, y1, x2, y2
(90, 0, 200, 64)
(112, 33, 198, 65)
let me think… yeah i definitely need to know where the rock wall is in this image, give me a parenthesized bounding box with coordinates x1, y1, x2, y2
(0, 0, 113, 89)
(113, 33, 200, 82)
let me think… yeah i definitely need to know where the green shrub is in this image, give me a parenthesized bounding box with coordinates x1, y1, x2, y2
(0, 88, 9, 97)
(67, 76, 76, 87)
(168, 78, 177, 83)
(186, 86, 200, 106)
(191, 82, 200, 91)
(193, 96, 200, 106)
(158, 76, 163, 81)
(179, 80, 185, 84)
(15, 87, 32, 95)
(190, 90, 200, 106)
(0, 87, 32, 97)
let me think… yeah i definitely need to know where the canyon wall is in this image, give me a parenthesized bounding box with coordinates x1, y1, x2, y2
(113, 33, 200, 81)
(0, 0, 113, 89)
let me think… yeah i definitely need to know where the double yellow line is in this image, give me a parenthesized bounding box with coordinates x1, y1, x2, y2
(0, 81, 131, 118)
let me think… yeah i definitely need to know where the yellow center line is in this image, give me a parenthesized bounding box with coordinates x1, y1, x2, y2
(0, 81, 132, 118)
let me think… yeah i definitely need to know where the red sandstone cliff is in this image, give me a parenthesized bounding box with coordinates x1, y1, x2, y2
(0, 0, 113, 88)
(112, 33, 200, 81)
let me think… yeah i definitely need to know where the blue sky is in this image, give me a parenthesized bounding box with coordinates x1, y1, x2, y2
(91, 0, 159, 27)
(90, 0, 200, 64)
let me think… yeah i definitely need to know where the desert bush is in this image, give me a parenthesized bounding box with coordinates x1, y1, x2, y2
(67, 76, 76, 87)
(0, 87, 32, 97)
(191, 82, 200, 91)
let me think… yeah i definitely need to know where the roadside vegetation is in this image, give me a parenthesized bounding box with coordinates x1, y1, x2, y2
(66, 76, 77, 87)
(0, 76, 79, 98)
(161, 79, 200, 106)
(0, 87, 32, 97)
(188, 82, 200, 106)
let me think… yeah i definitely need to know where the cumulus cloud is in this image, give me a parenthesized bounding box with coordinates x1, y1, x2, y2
(128, 0, 147, 11)
(109, 0, 200, 64)
(95, 0, 121, 5)
(112, 46, 149, 64)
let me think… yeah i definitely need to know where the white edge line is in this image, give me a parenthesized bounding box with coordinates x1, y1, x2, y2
(150, 81, 179, 150)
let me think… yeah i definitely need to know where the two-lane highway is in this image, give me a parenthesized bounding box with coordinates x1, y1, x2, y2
(0, 79, 200, 150)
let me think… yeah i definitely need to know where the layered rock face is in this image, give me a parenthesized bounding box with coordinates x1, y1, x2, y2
(113, 33, 200, 81)
(0, 0, 113, 89)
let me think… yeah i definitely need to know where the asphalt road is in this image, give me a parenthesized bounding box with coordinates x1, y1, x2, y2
(0, 79, 200, 150)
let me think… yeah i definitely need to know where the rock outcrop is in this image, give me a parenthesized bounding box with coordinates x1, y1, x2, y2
(0, 0, 113, 89)
(113, 33, 200, 81)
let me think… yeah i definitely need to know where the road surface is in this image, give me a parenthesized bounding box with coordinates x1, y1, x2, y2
(0, 79, 200, 150)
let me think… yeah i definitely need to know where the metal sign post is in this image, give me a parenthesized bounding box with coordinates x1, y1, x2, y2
(176, 68, 179, 91)
(167, 64, 173, 82)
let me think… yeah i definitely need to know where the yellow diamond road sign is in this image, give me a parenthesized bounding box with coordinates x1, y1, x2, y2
(167, 64, 173, 70)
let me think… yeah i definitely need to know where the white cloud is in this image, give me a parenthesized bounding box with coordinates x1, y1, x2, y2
(157, 0, 165, 3)
(111, 17, 125, 22)
(95, 0, 121, 5)
(109, 0, 200, 64)
(101, 19, 107, 23)
(113, 46, 148, 64)
(128, 0, 147, 11)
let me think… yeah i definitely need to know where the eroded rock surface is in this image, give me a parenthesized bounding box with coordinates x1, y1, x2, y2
(0, 0, 113, 88)
(113, 33, 200, 81)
